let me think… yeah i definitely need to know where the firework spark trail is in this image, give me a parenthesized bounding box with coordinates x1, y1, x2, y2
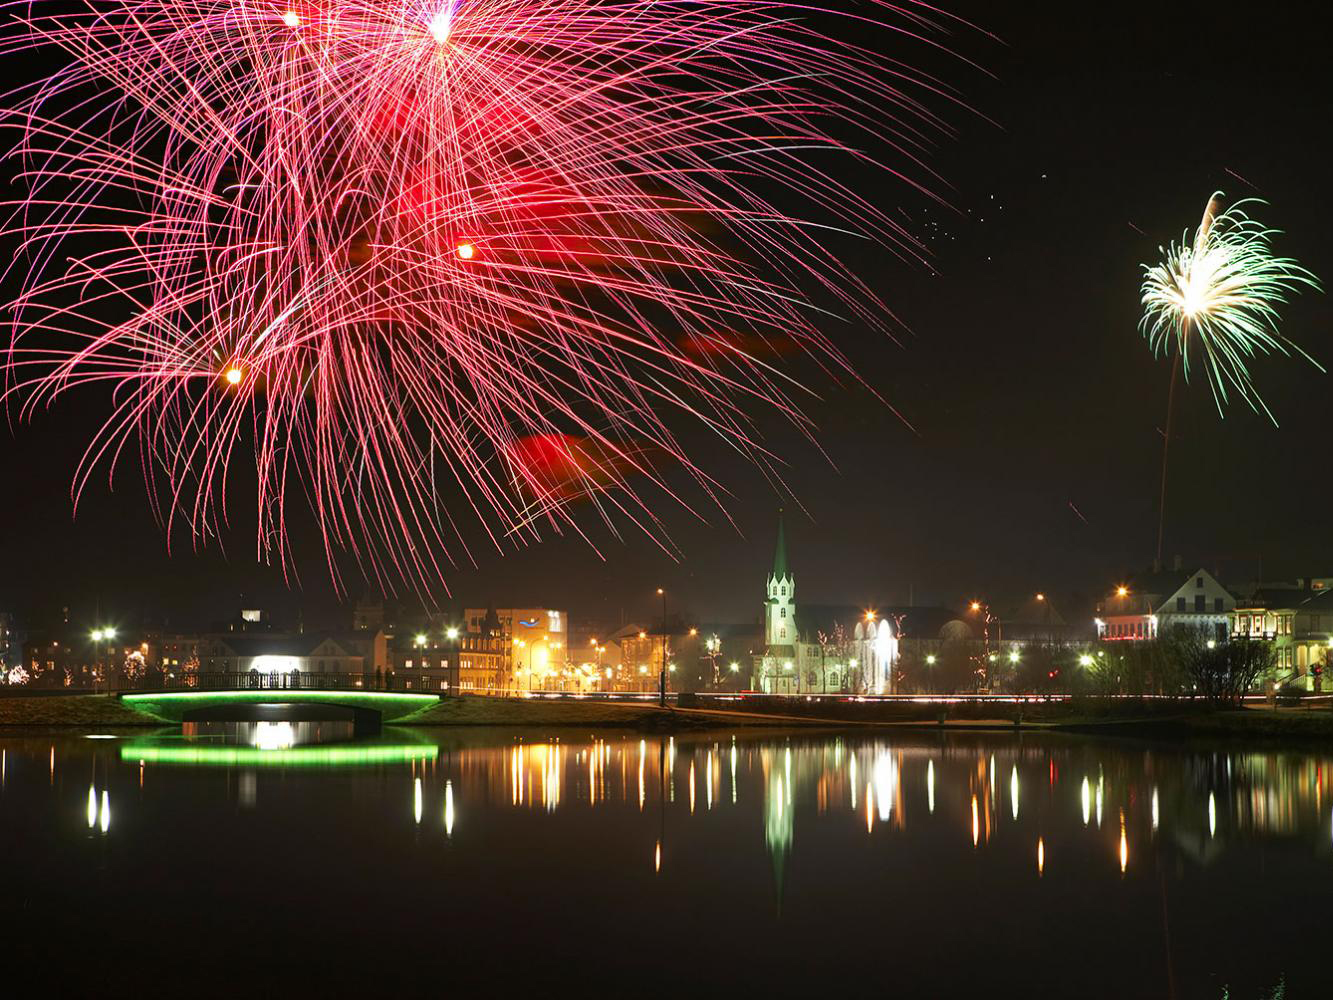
(1, 0, 978, 596)
(1140, 192, 1322, 423)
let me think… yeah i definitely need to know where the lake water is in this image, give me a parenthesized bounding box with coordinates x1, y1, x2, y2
(1, 725, 1326, 997)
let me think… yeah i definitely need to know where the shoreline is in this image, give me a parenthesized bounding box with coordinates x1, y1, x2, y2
(3, 692, 1333, 740)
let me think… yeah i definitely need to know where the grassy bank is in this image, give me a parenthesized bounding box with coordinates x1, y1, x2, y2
(400, 696, 820, 729)
(0, 694, 163, 727)
(5, 691, 1333, 739)
(1055, 706, 1333, 741)
(0, 692, 816, 730)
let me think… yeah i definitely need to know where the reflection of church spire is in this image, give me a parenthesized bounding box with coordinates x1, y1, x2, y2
(764, 750, 793, 908)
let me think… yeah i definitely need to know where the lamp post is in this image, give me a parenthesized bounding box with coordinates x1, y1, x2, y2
(90, 627, 117, 690)
(656, 588, 667, 707)
(445, 626, 460, 693)
(969, 600, 1001, 692)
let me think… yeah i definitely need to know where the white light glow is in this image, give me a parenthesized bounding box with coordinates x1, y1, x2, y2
(429, 4, 454, 43)
(252, 721, 296, 750)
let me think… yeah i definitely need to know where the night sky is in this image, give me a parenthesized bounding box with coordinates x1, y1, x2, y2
(2, 0, 1328, 631)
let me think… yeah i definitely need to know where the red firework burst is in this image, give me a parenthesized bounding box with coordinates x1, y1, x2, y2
(0, 0, 980, 596)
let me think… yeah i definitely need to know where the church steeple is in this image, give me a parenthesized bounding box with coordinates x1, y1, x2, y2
(771, 509, 789, 581)
(764, 509, 795, 651)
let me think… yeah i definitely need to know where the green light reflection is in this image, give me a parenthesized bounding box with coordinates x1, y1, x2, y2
(119, 743, 438, 768)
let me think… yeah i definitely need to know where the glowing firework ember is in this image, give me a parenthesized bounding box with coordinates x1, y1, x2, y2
(1, 0, 978, 594)
(1140, 193, 1321, 421)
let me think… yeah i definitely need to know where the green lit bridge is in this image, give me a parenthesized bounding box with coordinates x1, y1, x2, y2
(119, 689, 440, 735)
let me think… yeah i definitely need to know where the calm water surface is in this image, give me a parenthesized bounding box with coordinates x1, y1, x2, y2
(2, 726, 1327, 997)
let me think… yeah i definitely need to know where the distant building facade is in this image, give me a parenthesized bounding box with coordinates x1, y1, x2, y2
(1230, 579, 1333, 689)
(751, 514, 896, 695)
(1096, 567, 1234, 643)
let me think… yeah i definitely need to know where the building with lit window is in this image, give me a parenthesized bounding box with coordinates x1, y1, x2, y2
(751, 513, 896, 695)
(0, 612, 18, 675)
(1230, 579, 1333, 689)
(1095, 567, 1234, 643)
(159, 633, 373, 684)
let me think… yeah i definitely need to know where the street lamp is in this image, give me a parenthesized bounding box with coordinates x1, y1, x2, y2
(656, 588, 667, 707)
(90, 627, 117, 689)
(443, 626, 460, 693)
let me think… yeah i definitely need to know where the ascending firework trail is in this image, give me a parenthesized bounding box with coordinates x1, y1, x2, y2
(1140, 191, 1321, 563)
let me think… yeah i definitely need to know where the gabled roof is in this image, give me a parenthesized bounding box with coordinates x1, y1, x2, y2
(1298, 589, 1333, 613)
(1002, 596, 1068, 629)
(1235, 588, 1309, 610)
(1124, 570, 1193, 600)
(197, 632, 357, 658)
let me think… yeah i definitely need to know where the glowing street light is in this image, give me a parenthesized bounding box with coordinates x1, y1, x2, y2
(1116, 586, 1129, 598)
(926, 654, 937, 666)
(728, 662, 739, 673)
(445, 626, 459, 640)
(1079, 654, 1094, 667)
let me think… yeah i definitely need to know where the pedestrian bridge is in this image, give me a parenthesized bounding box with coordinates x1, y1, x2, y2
(119, 690, 440, 731)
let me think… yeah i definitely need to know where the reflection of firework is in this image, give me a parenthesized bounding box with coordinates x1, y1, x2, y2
(1, 1, 978, 593)
(1140, 193, 1322, 421)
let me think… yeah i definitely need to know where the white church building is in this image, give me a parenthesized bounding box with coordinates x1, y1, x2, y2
(752, 513, 897, 695)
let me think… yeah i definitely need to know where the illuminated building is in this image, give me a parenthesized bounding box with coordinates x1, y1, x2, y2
(158, 633, 379, 684)
(1230, 579, 1333, 690)
(752, 513, 897, 694)
(463, 606, 566, 643)
(0, 611, 18, 672)
(1095, 565, 1234, 643)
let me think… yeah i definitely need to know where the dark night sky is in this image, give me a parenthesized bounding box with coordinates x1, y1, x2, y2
(2, 0, 1329, 631)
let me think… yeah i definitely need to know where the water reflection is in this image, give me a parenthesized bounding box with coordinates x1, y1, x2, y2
(5, 729, 1333, 995)
(7, 732, 1332, 863)
(182, 720, 355, 747)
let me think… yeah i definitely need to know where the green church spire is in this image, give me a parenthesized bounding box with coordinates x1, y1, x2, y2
(772, 509, 789, 580)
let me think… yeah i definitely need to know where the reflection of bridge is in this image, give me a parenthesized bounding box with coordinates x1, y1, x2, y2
(119, 690, 439, 734)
